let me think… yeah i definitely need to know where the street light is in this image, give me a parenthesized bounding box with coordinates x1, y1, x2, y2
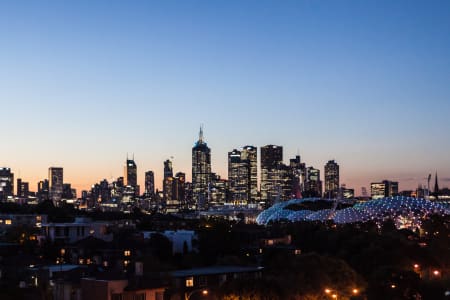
(324, 288, 338, 299)
(185, 289, 208, 300)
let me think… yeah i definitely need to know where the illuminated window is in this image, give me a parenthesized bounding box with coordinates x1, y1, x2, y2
(5, 219, 12, 225)
(185, 276, 194, 287)
(124, 260, 130, 267)
(124, 250, 131, 257)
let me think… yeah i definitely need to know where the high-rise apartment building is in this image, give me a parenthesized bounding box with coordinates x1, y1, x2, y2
(324, 160, 340, 199)
(49, 167, 63, 205)
(192, 127, 211, 209)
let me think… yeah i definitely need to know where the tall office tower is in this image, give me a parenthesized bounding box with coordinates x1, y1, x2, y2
(144, 171, 155, 196)
(228, 149, 249, 205)
(124, 157, 137, 189)
(370, 180, 399, 199)
(324, 160, 340, 199)
(241, 146, 258, 203)
(289, 155, 306, 198)
(164, 159, 173, 179)
(192, 127, 211, 209)
(0, 168, 14, 201)
(304, 167, 322, 198)
(260, 145, 283, 205)
(17, 178, 30, 198)
(49, 167, 63, 205)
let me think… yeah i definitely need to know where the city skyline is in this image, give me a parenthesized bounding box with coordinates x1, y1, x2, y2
(1, 133, 447, 197)
(1, 1, 450, 194)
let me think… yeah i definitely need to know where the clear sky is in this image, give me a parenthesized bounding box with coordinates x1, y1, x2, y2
(1, 0, 450, 195)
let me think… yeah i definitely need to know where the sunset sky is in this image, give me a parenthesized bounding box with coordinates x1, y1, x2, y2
(1, 1, 450, 195)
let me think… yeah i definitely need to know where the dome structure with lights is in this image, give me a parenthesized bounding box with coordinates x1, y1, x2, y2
(256, 196, 450, 229)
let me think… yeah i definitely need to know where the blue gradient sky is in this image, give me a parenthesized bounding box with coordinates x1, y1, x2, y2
(1, 1, 450, 194)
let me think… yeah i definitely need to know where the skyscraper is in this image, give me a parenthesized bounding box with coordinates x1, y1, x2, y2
(144, 171, 155, 196)
(241, 145, 258, 203)
(0, 168, 14, 201)
(124, 157, 137, 188)
(228, 149, 249, 205)
(164, 159, 173, 179)
(304, 167, 322, 198)
(289, 155, 306, 199)
(260, 145, 283, 205)
(324, 160, 340, 199)
(192, 126, 211, 209)
(49, 167, 63, 205)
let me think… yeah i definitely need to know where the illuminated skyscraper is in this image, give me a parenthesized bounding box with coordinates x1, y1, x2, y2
(241, 146, 258, 203)
(324, 160, 340, 199)
(0, 168, 14, 201)
(260, 145, 283, 205)
(49, 167, 63, 205)
(192, 127, 211, 209)
(228, 149, 249, 205)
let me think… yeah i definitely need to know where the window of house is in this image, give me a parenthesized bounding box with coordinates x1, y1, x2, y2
(185, 276, 194, 287)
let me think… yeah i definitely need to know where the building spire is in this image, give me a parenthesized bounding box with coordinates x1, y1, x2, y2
(434, 171, 439, 194)
(199, 124, 204, 143)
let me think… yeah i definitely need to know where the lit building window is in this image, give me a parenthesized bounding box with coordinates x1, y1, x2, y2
(124, 260, 130, 267)
(186, 276, 194, 287)
(5, 219, 12, 225)
(124, 250, 131, 257)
